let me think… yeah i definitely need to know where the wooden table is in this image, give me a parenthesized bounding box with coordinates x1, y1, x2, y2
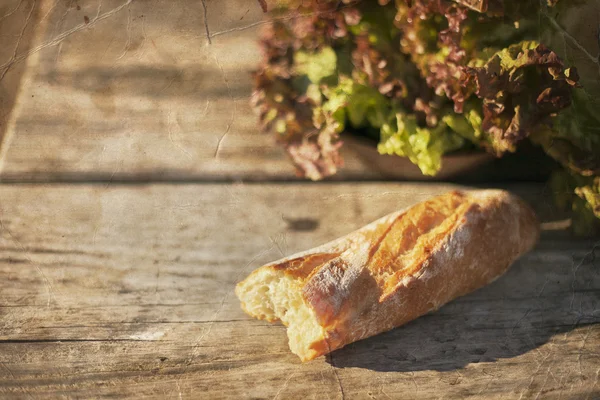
(1, 1, 599, 399)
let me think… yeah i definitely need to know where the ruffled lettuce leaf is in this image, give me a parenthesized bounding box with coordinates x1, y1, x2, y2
(252, 0, 454, 180)
(252, 0, 600, 234)
(530, 92, 600, 177)
(462, 41, 579, 155)
(533, 0, 600, 175)
(378, 112, 465, 176)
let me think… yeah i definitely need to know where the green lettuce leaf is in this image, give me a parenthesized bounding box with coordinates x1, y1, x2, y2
(442, 106, 484, 144)
(294, 47, 338, 84)
(378, 112, 465, 176)
(319, 77, 392, 130)
(575, 178, 600, 219)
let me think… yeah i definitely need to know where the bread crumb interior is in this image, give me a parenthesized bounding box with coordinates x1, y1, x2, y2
(235, 270, 324, 361)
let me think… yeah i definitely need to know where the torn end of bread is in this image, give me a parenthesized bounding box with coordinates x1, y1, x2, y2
(235, 269, 325, 361)
(236, 190, 540, 362)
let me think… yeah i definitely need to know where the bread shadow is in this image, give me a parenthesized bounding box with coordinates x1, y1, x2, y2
(327, 235, 600, 373)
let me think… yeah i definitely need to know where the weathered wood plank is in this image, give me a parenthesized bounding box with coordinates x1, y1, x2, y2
(0, 0, 384, 182)
(0, 183, 598, 399)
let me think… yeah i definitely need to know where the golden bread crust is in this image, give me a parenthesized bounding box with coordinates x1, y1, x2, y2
(236, 190, 540, 361)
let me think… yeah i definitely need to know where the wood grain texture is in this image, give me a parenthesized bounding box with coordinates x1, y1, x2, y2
(0, 183, 598, 399)
(0, 0, 383, 182)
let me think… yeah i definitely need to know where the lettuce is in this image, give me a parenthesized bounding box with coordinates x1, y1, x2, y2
(534, 0, 600, 232)
(378, 112, 465, 176)
(550, 170, 600, 236)
(294, 47, 337, 84)
(462, 41, 579, 155)
(576, 178, 600, 220)
(442, 106, 483, 144)
(251, 0, 600, 233)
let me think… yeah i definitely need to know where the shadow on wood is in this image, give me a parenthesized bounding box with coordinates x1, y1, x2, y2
(327, 237, 600, 373)
(42, 65, 252, 101)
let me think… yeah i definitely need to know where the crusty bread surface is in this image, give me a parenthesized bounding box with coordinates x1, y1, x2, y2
(235, 190, 540, 361)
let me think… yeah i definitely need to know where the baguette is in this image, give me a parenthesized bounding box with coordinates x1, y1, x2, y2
(235, 190, 539, 361)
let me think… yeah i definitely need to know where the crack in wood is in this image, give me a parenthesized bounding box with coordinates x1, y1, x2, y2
(0, 0, 36, 82)
(570, 241, 600, 311)
(166, 107, 193, 160)
(201, 0, 211, 44)
(272, 372, 296, 400)
(0, 0, 133, 72)
(0, 338, 161, 344)
(30, 319, 253, 329)
(327, 352, 346, 400)
(208, 3, 358, 40)
(0, 0, 24, 23)
(212, 52, 235, 159)
(115, 2, 133, 61)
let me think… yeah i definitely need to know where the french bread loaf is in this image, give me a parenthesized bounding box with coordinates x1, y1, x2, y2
(235, 190, 539, 361)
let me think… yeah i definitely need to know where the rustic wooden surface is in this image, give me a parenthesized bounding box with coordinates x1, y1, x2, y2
(1, 1, 600, 399)
(0, 0, 386, 182)
(0, 183, 598, 399)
